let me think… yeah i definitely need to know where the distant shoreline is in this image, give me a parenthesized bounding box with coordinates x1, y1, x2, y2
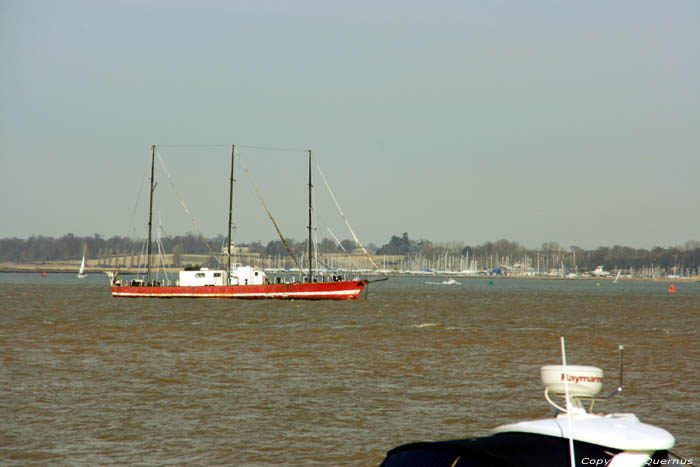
(1, 263, 697, 282)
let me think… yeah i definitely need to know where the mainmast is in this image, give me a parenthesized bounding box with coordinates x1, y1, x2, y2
(146, 144, 156, 285)
(227, 144, 235, 284)
(307, 149, 313, 283)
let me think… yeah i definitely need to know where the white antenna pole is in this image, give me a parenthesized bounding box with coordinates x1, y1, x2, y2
(560, 336, 576, 467)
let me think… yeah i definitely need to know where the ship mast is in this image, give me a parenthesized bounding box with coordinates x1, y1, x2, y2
(146, 144, 155, 285)
(307, 149, 313, 283)
(227, 144, 235, 285)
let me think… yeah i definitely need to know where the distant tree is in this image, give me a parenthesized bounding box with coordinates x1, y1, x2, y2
(541, 241, 560, 253)
(340, 239, 356, 252)
(247, 242, 264, 254)
(570, 246, 585, 256)
(491, 239, 525, 258)
(683, 240, 700, 251)
(264, 239, 298, 257)
(377, 232, 419, 255)
(318, 238, 339, 253)
(681, 247, 700, 269)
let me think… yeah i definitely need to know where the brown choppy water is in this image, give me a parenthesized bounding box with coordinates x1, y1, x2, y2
(1, 273, 698, 465)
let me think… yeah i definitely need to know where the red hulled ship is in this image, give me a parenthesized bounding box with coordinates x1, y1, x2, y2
(109, 145, 373, 300)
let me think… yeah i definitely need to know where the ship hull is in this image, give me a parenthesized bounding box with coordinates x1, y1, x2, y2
(111, 280, 367, 300)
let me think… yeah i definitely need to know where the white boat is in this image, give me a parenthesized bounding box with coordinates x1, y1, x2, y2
(590, 265, 611, 277)
(77, 255, 87, 279)
(380, 342, 683, 466)
(425, 278, 461, 286)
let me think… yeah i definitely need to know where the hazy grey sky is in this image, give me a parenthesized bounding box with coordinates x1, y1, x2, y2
(2, 0, 698, 250)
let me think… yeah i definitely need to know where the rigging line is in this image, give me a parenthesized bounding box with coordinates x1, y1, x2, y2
(310, 208, 332, 272)
(311, 183, 346, 253)
(123, 152, 151, 259)
(239, 156, 303, 273)
(136, 238, 147, 278)
(311, 208, 341, 272)
(156, 212, 170, 284)
(154, 147, 217, 257)
(156, 144, 231, 149)
(314, 252, 332, 271)
(311, 207, 333, 272)
(236, 144, 309, 153)
(150, 143, 309, 153)
(216, 237, 227, 270)
(115, 151, 152, 277)
(327, 227, 345, 251)
(314, 157, 380, 270)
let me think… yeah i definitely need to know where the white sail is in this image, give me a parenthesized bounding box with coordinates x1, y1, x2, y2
(78, 255, 87, 278)
(613, 270, 621, 283)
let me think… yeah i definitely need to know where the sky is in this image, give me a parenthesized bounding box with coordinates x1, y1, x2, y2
(1, 0, 699, 250)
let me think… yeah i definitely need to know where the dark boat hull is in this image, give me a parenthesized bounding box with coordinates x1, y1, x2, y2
(380, 433, 671, 467)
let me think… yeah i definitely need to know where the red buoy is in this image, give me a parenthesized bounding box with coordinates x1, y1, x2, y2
(668, 284, 676, 293)
(41, 272, 47, 277)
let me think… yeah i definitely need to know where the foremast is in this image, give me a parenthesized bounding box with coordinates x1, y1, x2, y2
(146, 144, 156, 285)
(227, 144, 235, 285)
(307, 149, 313, 283)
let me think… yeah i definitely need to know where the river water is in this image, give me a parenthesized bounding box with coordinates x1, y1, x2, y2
(1, 273, 698, 465)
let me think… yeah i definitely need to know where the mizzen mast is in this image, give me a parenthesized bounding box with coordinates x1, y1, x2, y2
(146, 144, 156, 285)
(227, 144, 235, 285)
(307, 149, 313, 283)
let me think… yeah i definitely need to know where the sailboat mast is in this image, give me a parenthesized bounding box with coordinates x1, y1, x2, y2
(227, 144, 235, 284)
(307, 149, 313, 282)
(146, 144, 155, 285)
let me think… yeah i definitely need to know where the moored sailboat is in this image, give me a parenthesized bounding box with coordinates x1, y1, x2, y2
(108, 145, 370, 300)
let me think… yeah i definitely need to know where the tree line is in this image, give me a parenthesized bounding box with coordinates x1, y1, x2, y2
(377, 233, 700, 273)
(1, 232, 699, 273)
(0, 233, 376, 265)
